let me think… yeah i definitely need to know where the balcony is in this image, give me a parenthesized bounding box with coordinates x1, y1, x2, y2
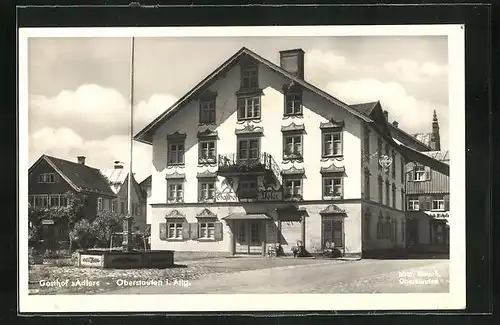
(218, 152, 274, 175)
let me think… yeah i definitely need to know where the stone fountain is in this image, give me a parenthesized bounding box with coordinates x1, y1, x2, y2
(77, 216, 174, 269)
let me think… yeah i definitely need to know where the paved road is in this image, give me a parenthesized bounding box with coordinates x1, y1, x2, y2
(107, 259, 449, 294)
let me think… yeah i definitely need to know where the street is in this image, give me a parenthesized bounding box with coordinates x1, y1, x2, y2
(106, 258, 449, 294)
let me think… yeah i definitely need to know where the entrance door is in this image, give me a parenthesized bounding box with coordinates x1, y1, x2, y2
(322, 217, 344, 251)
(235, 220, 263, 254)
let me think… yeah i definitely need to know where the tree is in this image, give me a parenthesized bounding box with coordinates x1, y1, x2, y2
(91, 210, 128, 248)
(28, 191, 85, 253)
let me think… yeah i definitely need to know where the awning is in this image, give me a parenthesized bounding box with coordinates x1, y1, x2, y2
(222, 213, 272, 220)
(394, 140, 450, 176)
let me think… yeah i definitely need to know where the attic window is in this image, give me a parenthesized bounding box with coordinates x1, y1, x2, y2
(38, 173, 57, 184)
(284, 89, 302, 116)
(241, 66, 258, 90)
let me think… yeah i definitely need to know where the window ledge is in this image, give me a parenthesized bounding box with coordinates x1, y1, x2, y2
(167, 200, 184, 204)
(323, 196, 343, 200)
(283, 113, 303, 118)
(321, 155, 344, 161)
(237, 117, 261, 123)
(283, 155, 304, 162)
(198, 199, 216, 204)
(167, 163, 185, 167)
(235, 88, 263, 96)
(166, 239, 185, 242)
(197, 238, 216, 242)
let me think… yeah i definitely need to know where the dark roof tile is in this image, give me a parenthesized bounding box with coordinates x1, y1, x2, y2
(44, 155, 115, 196)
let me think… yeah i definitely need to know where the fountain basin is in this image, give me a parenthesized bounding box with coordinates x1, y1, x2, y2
(77, 250, 174, 269)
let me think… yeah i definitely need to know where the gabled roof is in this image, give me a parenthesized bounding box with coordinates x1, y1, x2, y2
(350, 101, 380, 117)
(393, 139, 449, 176)
(352, 101, 433, 152)
(422, 150, 450, 164)
(134, 46, 372, 145)
(29, 155, 116, 196)
(139, 175, 151, 189)
(412, 132, 433, 147)
(389, 125, 433, 152)
(121, 173, 148, 201)
(100, 167, 128, 194)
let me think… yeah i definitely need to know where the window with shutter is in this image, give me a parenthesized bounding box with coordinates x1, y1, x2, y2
(182, 222, 190, 240)
(214, 222, 223, 241)
(190, 222, 199, 240)
(418, 196, 426, 211)
(424, 166, 432, 181)
(159, 223, 167, 240)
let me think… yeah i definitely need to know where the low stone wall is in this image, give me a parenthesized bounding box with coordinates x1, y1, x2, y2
(77, 250, 174, 269)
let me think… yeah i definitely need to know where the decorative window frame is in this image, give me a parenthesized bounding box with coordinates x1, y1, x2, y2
(282, 176, 303, 201)
(320, 119, 345, 161)
(166, 172, 185, 204)
(320, 164, 345, 200)
(197, 177, 217, 203)
(195, 209, 220, 242)
(236, 95, 262, 121)
(281, 123, 305, 163)
(197, 130, 218, 166)
(166, 132, 187, 167)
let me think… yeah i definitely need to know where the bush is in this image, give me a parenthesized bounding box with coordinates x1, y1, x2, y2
(69, 219, 96, 249)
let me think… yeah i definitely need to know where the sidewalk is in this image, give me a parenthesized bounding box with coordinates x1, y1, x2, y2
(28, 255, 347, 295)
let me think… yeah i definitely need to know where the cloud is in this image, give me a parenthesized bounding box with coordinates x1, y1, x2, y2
(326, 78, 448, 140)
(384, 59, 448, 83)
(29, 84, 178, 140)
(29, 127, 152, 182)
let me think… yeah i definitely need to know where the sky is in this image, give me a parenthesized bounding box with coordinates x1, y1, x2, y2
(27, 35, 449, 182)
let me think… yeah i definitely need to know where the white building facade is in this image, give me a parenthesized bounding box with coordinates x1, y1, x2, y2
(135, 47, 409, 257)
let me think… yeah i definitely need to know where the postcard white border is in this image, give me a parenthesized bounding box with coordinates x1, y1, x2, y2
(18, 25, 466, 313)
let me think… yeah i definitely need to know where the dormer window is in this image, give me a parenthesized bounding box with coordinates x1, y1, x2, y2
(241, 66, 258, 90)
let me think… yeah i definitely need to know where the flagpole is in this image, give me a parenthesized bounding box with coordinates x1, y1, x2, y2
(128, 36, 135, 219)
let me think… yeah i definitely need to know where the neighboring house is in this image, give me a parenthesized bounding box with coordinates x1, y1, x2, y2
(134, 46, 442, 257)
(389, 111, 450, 253)
(100, 161, 148, 232)
(28, 155, 116, 250)
(139, 175, 152, 228)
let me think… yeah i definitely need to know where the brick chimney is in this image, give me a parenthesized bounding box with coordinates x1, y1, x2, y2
(77, 156, 86, 165)
(392, 121, 399, 128)
(114, 161, 124, 169)
(279, 49, 305, 79)
(383, 110, 389, 120)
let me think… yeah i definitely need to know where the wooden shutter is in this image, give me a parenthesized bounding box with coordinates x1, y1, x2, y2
(190, 222, 199, 240)
(424, 166, 432, 181)
(426, 196, 433, 211)
(418, 196, 425, 211)
(182, 221, 191, 240)
(214, 222, 223, 241)
(159, 223, 167, 240)
(444, 195, 450, 211)
(55, 174, 60, 183)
